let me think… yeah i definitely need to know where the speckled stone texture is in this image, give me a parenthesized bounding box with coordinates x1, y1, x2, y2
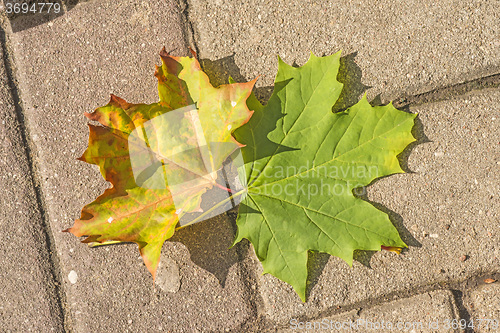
(0, 19, 64, 332)
(188, 0, 499, 103)
(469, 283, 500, 332)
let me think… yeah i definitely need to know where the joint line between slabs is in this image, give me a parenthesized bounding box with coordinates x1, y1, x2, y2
(175, 0, 201, 57)
(394, 72, 500, 108)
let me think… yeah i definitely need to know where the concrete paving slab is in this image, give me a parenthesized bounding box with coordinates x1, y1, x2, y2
(469, 283, 500, 332)
(238, 88, 500, 323)
(189, 1, 500, 327)
(186, 0, 500, 324)
(7, 1, 254, 331)
(187, 0, 499, 103)
(279, 290, 462, 332)
(0, 20, 64, 332)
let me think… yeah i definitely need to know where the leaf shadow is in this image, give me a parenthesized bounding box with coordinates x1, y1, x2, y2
(332, 52, 371, 113)
(306, 251, 331, 300)
(169, 212, 240, 288)
(397, 111, 432, 173)
(8, 11, 65, 33)
(200, 53, 274, 105)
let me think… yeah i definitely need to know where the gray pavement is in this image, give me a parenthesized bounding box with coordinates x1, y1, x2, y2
(0, 17, 64, 332)
(469, 283, 500, 333)
(1, 0, 499, 332)
(188, 0, 500, 103)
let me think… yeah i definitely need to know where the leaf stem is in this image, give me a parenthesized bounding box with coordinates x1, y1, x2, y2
(87, 240, 124, 247)
(176, 188, 247, 230)
(213, 182, 233, 193)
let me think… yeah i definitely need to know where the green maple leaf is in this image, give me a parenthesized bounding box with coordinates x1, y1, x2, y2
(65, 49, 255, 278)
(232, 51, 416, 301)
